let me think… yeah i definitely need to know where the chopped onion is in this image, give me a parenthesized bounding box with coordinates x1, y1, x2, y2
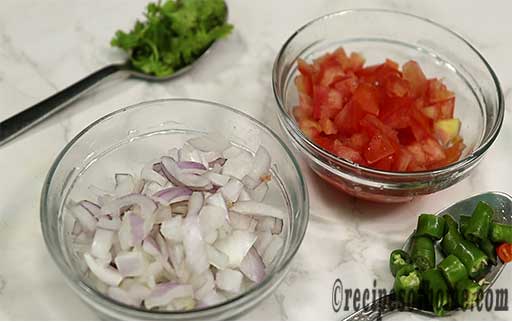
(240, 247, 265, 283)
(221, 150, 253, 180)
(249, 182, 268, 202)
(70, 203, 97, 233)
(84, 253, 122, 286)
(72, 136, 286, 312)
(230, 201, 285, 219)
(91, 229, 114, 259)
(115, 251, 147, 277)
(153, 186, 192, 205)
(215, 269, 243, 293)
(205, 172, 230, 187)
(79, 200, 102, 218)
(214, 230, 257, 268)
(220, 178, 243, 204)
(247, 146, 271, 181)
(102, 193, 157, 218)
(144, 283, 194, 309)
(206, 244, 229, 270)
(188, 136, 230, 152)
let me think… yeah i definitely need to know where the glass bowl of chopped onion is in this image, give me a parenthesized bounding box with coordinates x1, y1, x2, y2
(272, 9, 504, 203)
(40, 98, 309, 319)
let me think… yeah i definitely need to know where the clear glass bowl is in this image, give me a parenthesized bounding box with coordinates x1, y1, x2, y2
(40, 99, 309, 320)
(272, 9, 504, 203)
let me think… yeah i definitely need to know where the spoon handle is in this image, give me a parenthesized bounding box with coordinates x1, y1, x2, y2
(343, 294, 399, 321)
(0, 64, 128, 147)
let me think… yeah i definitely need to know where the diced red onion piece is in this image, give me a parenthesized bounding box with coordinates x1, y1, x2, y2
(70, 203, 97, 233)
(176, 161, 207, 175)
(240, 247, 265, 283)
(271, 218, 284, 235)
(101, 193, 157, 217)
(141, 162, 168, 186)
(254, 230, 273, 255)
(160, 216, 184, 242)
(114, 173, 136, 197)
(206, 244, 229, 270)
(262, 236, 284, 266)
(84, 253, 122, 286)
(249, 182, 268, 202)
(178, 144, 204, 164)
(144, 283, 193, 309)
(198, 290, 227, 307)
(199, 205, 227, 231)
(168, 148, 179, 161)
(256, 216, 276, 232)
(97, 216, 122, 231)
(221, 150, 253, 180)
(248, 146, 271, 180)
(183, 193, 209, 275)
(215, 269, 243, 293)
(153, 186, 192, 205)
(241, 175, 259, 190)
(208, 158, 227, 169)
(155, 233, 169, 262)
(248, 219, 258, 232)
(142, 236, 160, 257)
(230, 201, 285, 219)
(161, 156, 211, 189)
(91, 229, 114, 259)
(228, 212, 252, 230)
(118, 212, 144, 250)
(154, 206, 173, 224)
(238, 189, 252, 201)
(188, 136, 230, 152)
(220, 179, 243, 203)
(206, 172, 230, 187)
(222, 146, 243, 159)
(115, 251, 147, 277)
(214, 230, 257, 268)
(88, 185, 114, 206)
(206, 192, 228, 214)
(79, 200, 102, 218)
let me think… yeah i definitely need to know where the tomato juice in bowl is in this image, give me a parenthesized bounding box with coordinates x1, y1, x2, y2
(273, 9, 504, 203)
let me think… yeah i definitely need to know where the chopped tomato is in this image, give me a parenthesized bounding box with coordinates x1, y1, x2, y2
(365, 134, 396, 164)
(294, 48, 463, 171)
(333, 140, 364, 163)
(497, 243, 512, 263)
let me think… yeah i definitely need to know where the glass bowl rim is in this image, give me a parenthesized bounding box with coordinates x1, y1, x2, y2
(272, 8, 505, 179)
(40, 98, 310, 318)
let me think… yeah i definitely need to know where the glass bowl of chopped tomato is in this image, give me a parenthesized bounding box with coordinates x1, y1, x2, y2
(273, 9, 504, 203)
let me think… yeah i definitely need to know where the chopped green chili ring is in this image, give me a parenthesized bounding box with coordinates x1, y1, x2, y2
(443, 214, 459, 235)
(390, 249, 412, 276)
(421, 268, 452, 317)
(416, 214, 446, 240)
(479, 238, 498, 265)
(464, 201, 493, 243)
(394, 264, 421, 305)
(490, 222, 512, 243)
(459, 215, 470, 235)
(411, 236, 435, 271)
(437, 254, 468, 289)
(456, 278, 482, 310)
(441, 228, 489, 278)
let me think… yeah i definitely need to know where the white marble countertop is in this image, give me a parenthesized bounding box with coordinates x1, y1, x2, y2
(0, 0, 511, 320)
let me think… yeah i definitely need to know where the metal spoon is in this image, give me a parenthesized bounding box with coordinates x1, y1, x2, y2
(344, 191, 512, 321)
(0, 36, 220, 147)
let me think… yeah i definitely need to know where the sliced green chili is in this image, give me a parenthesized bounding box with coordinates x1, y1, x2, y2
(459, 215, 470, 235)
(411, 236, 435, 271)
(421, 268, 452, 316)
(437, 254, 468, 289)
(394, 264, 421, 305)
(464, 201, 493, 243)
(479, 238, 497, 265)
(456, 278, 482, 310)
(390, 249, 411, 276)
(441, 228, 488, 278)
(490, 222, 512, 243)
(443, 214, 459, 235)
(416, 214, 445, 240)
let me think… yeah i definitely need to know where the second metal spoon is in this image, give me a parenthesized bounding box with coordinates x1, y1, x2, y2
(344, 191, 511, 320)
(0, 41, 217, 147)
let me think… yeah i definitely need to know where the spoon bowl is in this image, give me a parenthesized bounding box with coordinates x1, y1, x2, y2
(345, 191, 512, 320)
